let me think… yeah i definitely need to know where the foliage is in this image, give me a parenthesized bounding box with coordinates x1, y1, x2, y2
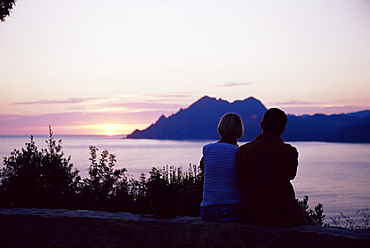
(2, 133, 346, 226)
(0, 0, 16, 22)
(145, 165, 203, 217)
(3, 133, 369, 230)
(0, 128, 80, 209)
(328, 208, 370, 230)
(0, 133, 203, 217)
(78, 146, 130, 212)
(298, 195, 326, 226)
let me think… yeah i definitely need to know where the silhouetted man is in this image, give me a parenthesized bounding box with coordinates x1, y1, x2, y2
(237, 108, 315, 227)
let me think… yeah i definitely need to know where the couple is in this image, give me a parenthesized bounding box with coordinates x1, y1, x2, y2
(200, 108, 317, 228)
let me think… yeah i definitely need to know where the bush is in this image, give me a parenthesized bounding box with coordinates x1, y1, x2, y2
(78, 146, 131, 212)
(145, 165, 203, 217)
(298, 195, 325, 226)
(0, 128, 80, 209)
(0, 133, 203, 216)
(2, 133, 332, 225)
(328, 208, 370, 230)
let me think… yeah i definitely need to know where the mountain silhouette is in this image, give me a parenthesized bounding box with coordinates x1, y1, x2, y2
(127, 96, 370, 143)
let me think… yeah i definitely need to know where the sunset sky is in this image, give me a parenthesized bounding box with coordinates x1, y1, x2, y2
(0, 0, 369, 136)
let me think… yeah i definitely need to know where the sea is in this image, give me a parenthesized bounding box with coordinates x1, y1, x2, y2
(1, 135, 369, 224)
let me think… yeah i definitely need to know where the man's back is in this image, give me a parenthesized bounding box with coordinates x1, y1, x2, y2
(237, 133, 300, 227)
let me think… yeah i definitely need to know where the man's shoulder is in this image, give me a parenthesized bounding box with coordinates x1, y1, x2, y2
(282, 142, 298, 151)
(237, 141, 256, 155)
(238, 140, 254, 149)
(278, 142, 299, 159)
(238, 137, 297, 153)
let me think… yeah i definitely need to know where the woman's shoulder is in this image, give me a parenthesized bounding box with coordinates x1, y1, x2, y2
(204, 142, 237, 148)
(203, 142, 239, 153)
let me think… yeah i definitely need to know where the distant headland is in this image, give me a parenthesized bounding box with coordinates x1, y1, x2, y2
(127, 96, 370, 143)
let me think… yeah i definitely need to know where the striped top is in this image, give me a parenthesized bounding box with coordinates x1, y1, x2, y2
(200, 142, 242, 207)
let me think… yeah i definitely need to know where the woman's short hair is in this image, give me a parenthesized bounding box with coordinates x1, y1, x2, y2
(217, 113, 244, 139)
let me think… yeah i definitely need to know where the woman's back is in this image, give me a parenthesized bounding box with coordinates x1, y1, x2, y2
(201, 142, 242, 207)
(200, 113, 244, 222)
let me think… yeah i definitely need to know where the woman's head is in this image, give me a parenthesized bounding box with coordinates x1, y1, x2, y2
(217, 113, 244, 140)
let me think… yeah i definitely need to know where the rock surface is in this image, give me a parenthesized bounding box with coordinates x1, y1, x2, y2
(1, 208, 369, 248)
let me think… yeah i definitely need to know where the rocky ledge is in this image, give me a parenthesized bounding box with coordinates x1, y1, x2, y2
(0, 208, 369, 248)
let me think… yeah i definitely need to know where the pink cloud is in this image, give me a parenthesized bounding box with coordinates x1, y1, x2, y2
(216, 82, 256, 87)
(13, 97, 100, 105)
(0, 110, 175, 135)
(283, 106, 369, 116)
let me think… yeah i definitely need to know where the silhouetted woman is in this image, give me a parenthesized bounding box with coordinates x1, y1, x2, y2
(200, 113, 244, 222)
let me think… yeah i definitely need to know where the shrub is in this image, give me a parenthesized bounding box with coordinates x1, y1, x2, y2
(145, 165, 203, 217)
(2, 133, 333, 225)
(78, 146, 131, 212)
(328, 208, 370, 230)
(0, 128, 80, 209)
(298, 195, 325, 226)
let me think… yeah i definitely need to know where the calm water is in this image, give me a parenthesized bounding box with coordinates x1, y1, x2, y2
(1, 135, 369, 224)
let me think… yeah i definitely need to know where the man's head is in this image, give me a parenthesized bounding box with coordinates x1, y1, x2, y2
(261, 108, 287, 136)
